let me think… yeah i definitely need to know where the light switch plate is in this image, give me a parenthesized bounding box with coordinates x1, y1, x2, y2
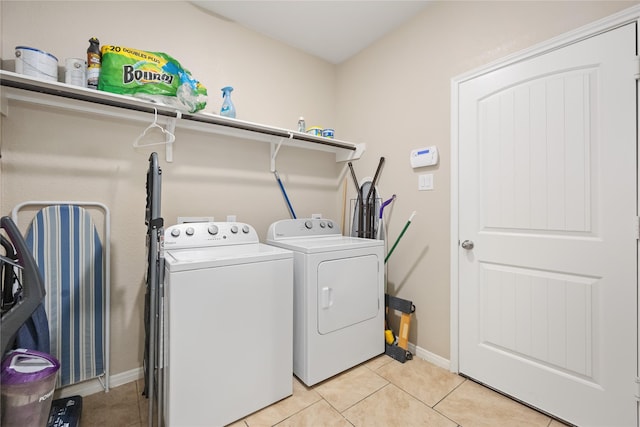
(419, 174, 434, 191)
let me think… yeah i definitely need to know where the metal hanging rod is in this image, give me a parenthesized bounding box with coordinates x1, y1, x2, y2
(0, 71, 360, 155)
(1, 74, 174, 118)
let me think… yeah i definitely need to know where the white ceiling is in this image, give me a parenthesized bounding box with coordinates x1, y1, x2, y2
(191, 1, 430, 64)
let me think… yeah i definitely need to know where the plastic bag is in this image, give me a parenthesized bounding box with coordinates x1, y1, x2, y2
(98, 45, 207, 113)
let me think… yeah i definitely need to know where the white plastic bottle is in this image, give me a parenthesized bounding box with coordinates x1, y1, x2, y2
(220, 86, 236, 118)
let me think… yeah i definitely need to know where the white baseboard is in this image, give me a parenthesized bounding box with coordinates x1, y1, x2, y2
(53, 367, 144, 399)
(53, 345, 450, 399)
(408, 342, 451, 371)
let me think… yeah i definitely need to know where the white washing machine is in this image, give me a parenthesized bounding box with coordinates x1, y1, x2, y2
(266, 218, 384, 386)
(162, 221, 293, 427)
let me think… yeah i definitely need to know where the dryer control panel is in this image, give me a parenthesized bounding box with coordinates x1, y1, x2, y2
(163, 222, 259, 249)
(267, 218, 341, 240)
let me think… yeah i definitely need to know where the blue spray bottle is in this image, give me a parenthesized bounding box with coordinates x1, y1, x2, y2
(220, 86, 236, 118)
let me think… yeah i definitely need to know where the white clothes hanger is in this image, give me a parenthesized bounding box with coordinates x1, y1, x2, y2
(133, 108, 176, 147)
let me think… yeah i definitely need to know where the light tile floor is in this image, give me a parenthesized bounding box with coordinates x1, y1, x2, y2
(81, 355, 572, 426)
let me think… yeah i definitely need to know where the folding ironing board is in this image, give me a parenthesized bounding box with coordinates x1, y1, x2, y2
(12, 201, 110, 391)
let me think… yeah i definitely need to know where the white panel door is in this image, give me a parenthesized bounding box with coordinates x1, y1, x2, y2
(457, 23, 637, 426)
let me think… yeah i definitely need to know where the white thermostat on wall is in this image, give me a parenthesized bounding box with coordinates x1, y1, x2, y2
(410, 146, 438, 168)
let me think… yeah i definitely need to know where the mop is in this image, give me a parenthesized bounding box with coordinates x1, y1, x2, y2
(347, 162, 363, 237)
(377, 195, 396, 241)
(379, 195, 396, 327)
(274, 170, 297, 219)
(384, 211, 417, 362)
(385, 211, 416, 264)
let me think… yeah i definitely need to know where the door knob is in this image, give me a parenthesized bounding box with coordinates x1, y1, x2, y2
(461, 240, 474, 250)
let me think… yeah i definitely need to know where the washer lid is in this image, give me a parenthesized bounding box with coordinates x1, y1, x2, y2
(164, 243, 292, 271)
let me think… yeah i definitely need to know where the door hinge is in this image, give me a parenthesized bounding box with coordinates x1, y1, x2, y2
(635, 217, 640, 240)
(635, 56, 640, 80)
(635, 377, 640, 401)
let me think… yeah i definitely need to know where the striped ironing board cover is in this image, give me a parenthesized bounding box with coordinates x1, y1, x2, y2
(25, 205, 105, 388)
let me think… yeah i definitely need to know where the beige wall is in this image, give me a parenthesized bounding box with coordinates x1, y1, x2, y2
(0, 1, 343, 377)
(1, 1, 637, 379)
(336, 0, 638, 359)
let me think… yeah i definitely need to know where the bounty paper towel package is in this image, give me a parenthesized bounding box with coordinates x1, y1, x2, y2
(99, 45, 207, 113)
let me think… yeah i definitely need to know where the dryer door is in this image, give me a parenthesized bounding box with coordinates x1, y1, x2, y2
(317, 254, 380, 334)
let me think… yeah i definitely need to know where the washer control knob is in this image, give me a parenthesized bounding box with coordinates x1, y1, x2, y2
(242, 225, 250, 234)
(319, 221, 326, 228)
(208, 225, 219, 235)
(170, 228, 180, 237)
(305, 220, 313, 229)
(186, 227, 195, 236)
(230, 225, 239, 234)
(327, 221, 334, 229)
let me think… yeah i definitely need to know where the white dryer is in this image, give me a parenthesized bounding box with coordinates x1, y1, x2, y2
(266, 218, 384, 386)
(162, 221, 293, 427)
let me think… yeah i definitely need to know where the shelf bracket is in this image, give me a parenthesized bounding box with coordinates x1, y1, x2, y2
(270, 132, 293, 172)
(336, 142, 365, 162)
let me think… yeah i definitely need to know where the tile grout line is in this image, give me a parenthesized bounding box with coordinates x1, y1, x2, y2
(258, 379, 326, 427)
(269, 359, 393, 426)
(335, 382, 392, 426)
(367, 359, 463, 426)
(134, 379, 144, 426)
(372, 364, 468, 427)
(428, 377, 469, 426)
(320, 371, 391, 415)
(432, 377, 468, 409)
(382, 376, 464, 426)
